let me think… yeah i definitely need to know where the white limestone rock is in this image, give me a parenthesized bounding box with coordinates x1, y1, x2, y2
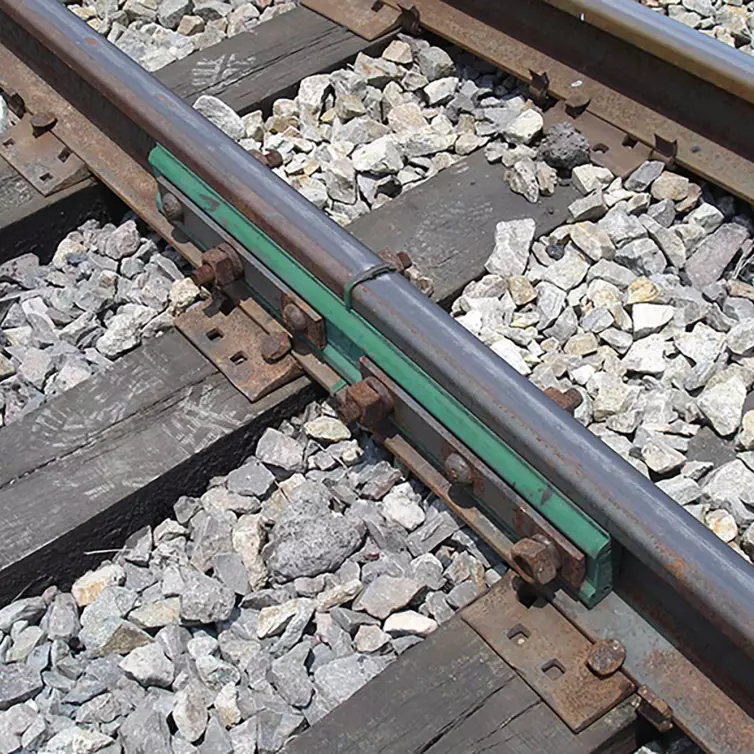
(697, 369, 747, 437)
(502, 109, 543, 145)
(383, 610, 438, 637)
(622, 335, 667, 375)
(631, 303, 675, 337)
(352, 135, 403, 175)
(193, 95, 245, 141)
(484, 219, 535, 280)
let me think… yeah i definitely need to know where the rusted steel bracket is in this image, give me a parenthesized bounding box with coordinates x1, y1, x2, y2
(175, 300, 302, 402)
(301, 0, 403, 40)
(463, 573, 635, 732)
(0, 109, 90, 195)
(359, 358, 588, 592)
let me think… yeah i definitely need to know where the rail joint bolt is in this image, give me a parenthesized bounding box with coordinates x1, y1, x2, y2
(337, 377, 393, 428)
(161, 192, 183, 223)
(510, 534, 561, 586)
(444, 453, 473, 486)
(283, 303, 308, 335)
(586, 638, 625, 678)
(190, 243, 244, 290)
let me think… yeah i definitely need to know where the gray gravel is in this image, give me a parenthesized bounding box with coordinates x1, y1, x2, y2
(639, 0, 754, 54)
(62, 0, 297, 71)
(0, 401, 508, 752)
(452, 155, 754, 561)
(0, 217, 201, 426)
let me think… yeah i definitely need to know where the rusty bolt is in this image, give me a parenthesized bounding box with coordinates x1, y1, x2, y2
(30, 111, 57, 136)
(192, 263, 215, 289)
(377, 248, 412, 274)
(261, 332, 292, 363)
(637, 685, 673, 732)
(161, 192, 183, 223)
(444, 453, 473, 486)
(338, 377, 393, 428)
(544, 387, 583, 416)
(249, 148, 284, 169)
(510, 534, 561, 586)
(586, 638, 626, 678)
(190, 244, 244, 290)
(396, 251, 412, 271)
(264, 149, 283, 169)
(283, 303, 308, 335)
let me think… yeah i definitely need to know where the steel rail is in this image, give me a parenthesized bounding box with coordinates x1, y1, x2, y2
(543, 0, 754, 106)
(3, 0, 754, 664)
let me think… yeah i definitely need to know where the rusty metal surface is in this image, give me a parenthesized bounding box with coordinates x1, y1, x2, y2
(156, 179, 331, 354)
(554, 581, 754, 753)
(0, 40, 203, 266)
(463, 572, 634, 732)
(637, 685, 673, 733)
(280, 294, 327, 350)
(510, 535, 561, 586)
(337, 377, 394, 427)
(175, 301, 302, 402)
(191, 243, 245, 290)
(230, 283, 342, 394)
(362, 358, 587, 591)
(0, 112, 89, 194)
(301, 0, 402, 40)
(381, 0, 754, 203)
(543, 385, 584, 417)
(586, 638, 626, 678)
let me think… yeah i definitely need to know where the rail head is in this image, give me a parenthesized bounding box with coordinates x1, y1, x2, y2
(541, 0, 754, 106)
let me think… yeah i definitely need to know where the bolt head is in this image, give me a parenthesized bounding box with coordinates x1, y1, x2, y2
(444, 453, 472, 485)
(283, 303, 308, 334)
(191, 263, 215, 289)
(586, 638, 626, 677)
(510, 536, 559, 585)
(161, 192, 183, 223)
(264, 149, 283, 169)
(30, 111, 57, 135)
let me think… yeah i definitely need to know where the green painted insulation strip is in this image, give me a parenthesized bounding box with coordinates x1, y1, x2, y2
(150, 144, 613, 605)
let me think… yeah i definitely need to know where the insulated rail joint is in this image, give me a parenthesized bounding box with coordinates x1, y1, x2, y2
(150, 143, 615, 607)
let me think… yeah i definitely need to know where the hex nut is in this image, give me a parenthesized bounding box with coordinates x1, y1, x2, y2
(586, 638, 626, 677)
(510, 535, 560, 585)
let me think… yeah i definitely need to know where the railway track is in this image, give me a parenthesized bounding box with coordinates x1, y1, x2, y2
(0, 0, 752, 752)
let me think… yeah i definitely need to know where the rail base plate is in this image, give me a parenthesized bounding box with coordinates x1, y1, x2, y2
(176, 300, 302, 402)
(463, 572, 634, 732)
